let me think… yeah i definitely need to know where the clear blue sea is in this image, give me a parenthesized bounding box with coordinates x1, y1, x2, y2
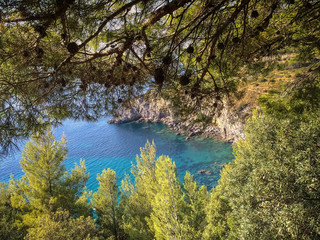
(0, 119, 233, 191)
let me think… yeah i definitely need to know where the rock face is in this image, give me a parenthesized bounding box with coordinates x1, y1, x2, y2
(108, 95, 251, 142)
(108, 96, 172, 124)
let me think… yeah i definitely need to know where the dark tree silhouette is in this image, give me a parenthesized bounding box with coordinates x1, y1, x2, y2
(0, 0, 319, 153)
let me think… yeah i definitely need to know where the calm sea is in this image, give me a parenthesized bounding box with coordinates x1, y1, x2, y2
(0, 119, 233, 191)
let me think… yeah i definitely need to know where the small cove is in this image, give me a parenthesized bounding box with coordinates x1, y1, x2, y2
(0, 118, 233, 191)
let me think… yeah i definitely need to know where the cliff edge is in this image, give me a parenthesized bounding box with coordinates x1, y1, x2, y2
(108, 95, 251, 142)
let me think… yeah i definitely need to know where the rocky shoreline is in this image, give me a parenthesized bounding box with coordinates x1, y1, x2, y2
(108, 95, 251, 143)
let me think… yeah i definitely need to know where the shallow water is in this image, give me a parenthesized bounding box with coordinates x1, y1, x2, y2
(0, 119, 233, 191)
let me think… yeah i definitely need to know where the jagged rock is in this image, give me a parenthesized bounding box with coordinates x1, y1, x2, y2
(188, 132, 196, 137)
(109, 94, 249, 142)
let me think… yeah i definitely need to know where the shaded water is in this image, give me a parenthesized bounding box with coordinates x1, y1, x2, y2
(0, 119, 233, 191)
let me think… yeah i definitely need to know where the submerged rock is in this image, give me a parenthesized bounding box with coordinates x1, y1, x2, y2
(198, 169, 212, 175)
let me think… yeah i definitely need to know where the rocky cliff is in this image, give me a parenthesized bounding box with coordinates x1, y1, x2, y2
(108, 95, 251, 142)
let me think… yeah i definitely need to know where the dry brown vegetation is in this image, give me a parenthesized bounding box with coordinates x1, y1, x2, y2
(231, 54, 312, 111)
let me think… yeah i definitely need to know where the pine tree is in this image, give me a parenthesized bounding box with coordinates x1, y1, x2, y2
(148, 155, 193, 240)
(204, 81, 320, 240)
(120, 141, 157, 240)
(203, 163, 234, 240)
(2, 0, 320, 156)
(120, 141, 210, 239)
(9, 127, 91, 228)
(18, 128, 68, 210)
(183, 172, 209, 239)
(0, 183, 26, 239)
(92, 168, 124, 239)
(25, 209, 97, 240)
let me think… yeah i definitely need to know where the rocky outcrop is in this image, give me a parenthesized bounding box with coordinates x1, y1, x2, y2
(108, 95, 251, 142)
(108, 96, 172, 124)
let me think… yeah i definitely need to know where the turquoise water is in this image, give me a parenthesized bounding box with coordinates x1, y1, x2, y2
(0, 119, 233, 191)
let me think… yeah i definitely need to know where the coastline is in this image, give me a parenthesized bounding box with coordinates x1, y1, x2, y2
(108, 95, 251, 143)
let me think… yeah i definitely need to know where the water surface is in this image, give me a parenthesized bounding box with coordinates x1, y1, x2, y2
(0, 119, 233, 191)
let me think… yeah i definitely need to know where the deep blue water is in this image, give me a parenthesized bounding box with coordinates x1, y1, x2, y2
(0, 119, 233, 191)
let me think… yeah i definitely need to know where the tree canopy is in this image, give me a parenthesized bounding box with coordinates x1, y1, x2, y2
(1, 96, 319, 239)
(1, 0, 320, 153)
(204, 79, 320, 239)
